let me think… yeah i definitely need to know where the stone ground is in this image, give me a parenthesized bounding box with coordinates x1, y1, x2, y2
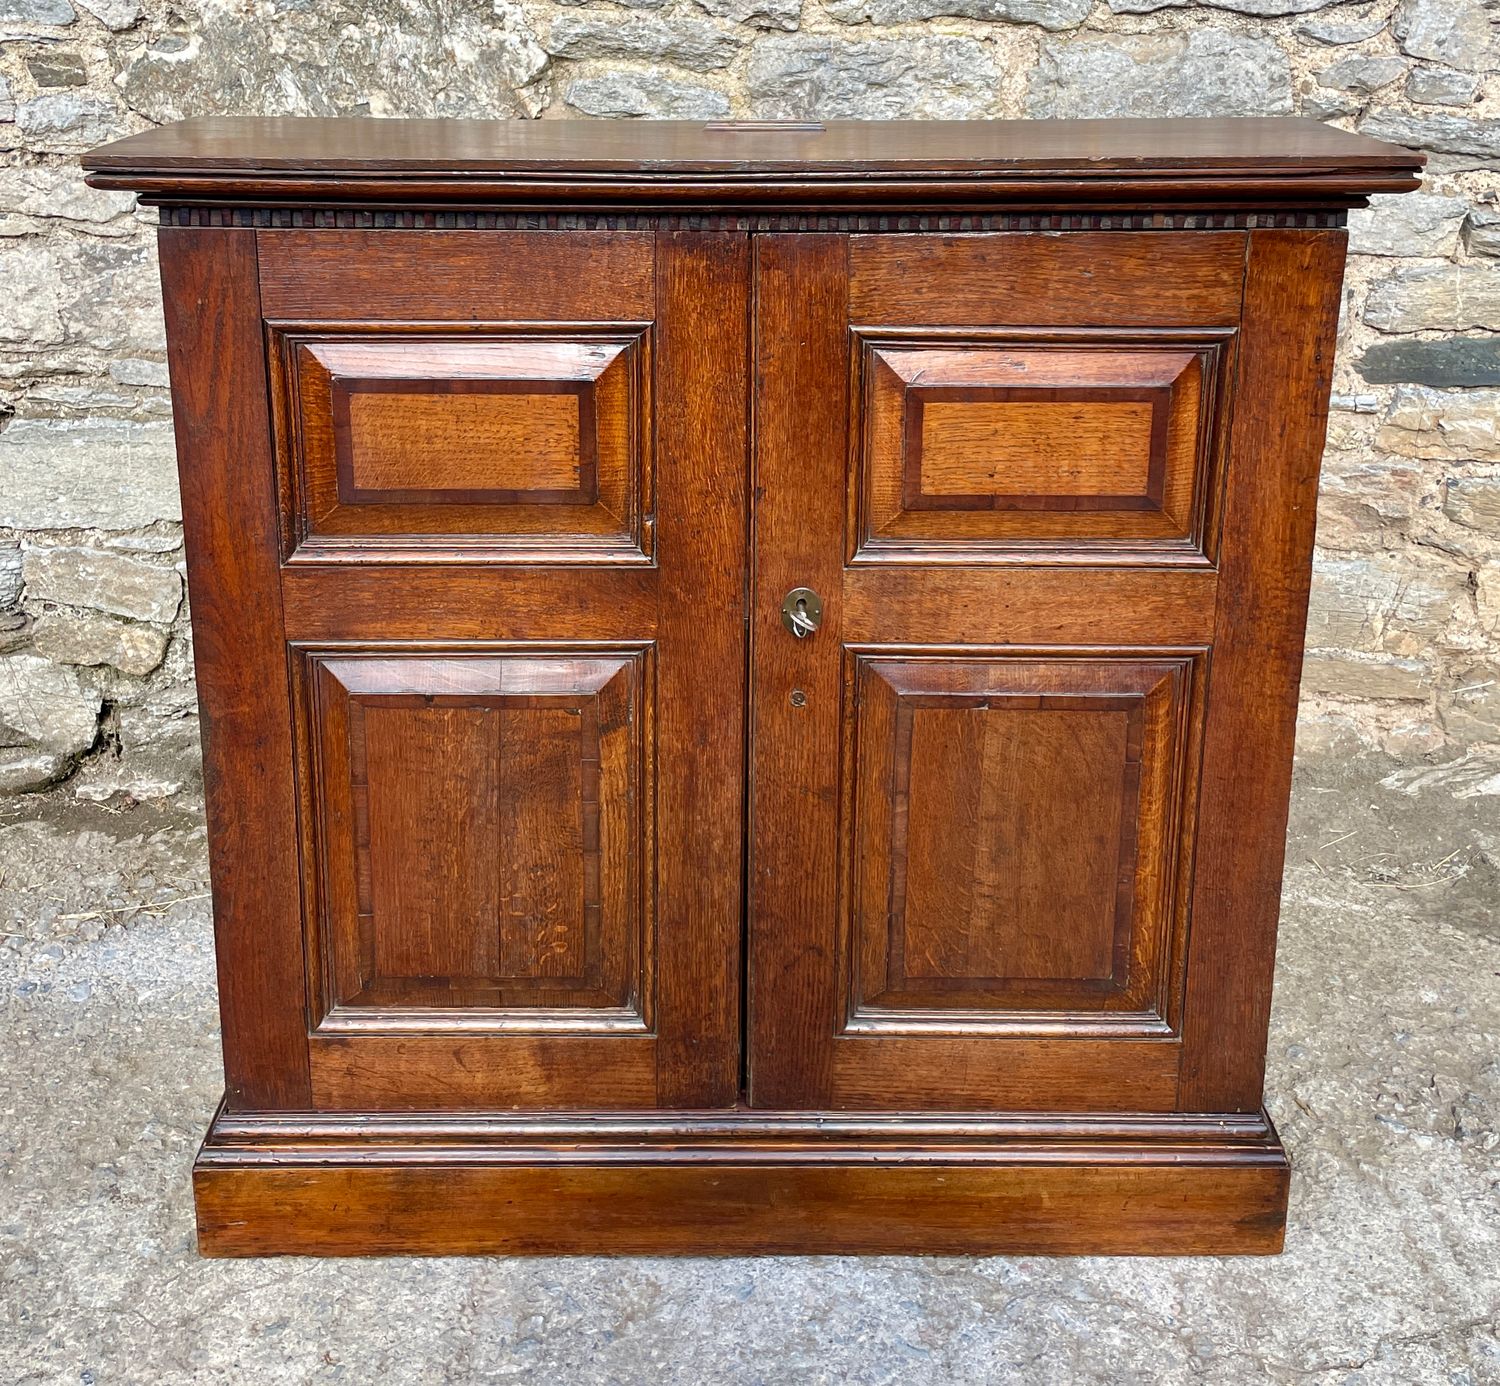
(0, 745, 1497, 1386)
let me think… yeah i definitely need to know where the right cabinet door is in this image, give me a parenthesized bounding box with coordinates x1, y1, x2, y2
(748, 228, 1346, 1114)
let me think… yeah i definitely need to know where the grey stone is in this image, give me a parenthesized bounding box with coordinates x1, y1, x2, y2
(0, 240, 65, 344)
(0, 547, 21, 609)
(0, 76, 13, 123)
(0, 653, 102, 758)
(1296, 12, 1387, 43)
(15, 91, 118, 146)
(1441, 664, 1500, 740)
(1028, 32, 1293, 119)
(1359, 112, 1500, 163)
(1364, 263, 1500, 333)
(1465, 209, 1500, 257)
(23, 548, 181, 625)
(1301, 651, 1432, 700)
(0, 0, 74, 21)
(1306, 555, 1469, 652)
(1116, 0, 1372, 12)
(56, 234, 167, 354)
(1392, 0, 1496, 71)
(748, 35, 996, 119)
(71, 0, 139, 27)
(1299, 89, 1362, 122)
(554, 0, 666, 8)
(1347, 190, 1466, 257)
(832, 0, 1089, 29)
(565, 73, 729, 119)
(1315, 55, 1409, 95)
(542, 14, 742, 69)
(31, 610, 169, 676)
(106, 358, 171, 388)
(117, 0, 548, 123)
(693, 0, 801, 30)
(0, 421, 180, 530)
(1359, 337, 1500, 388)
(0, 748, 68, 793)
(1378, 386, 1500, 460)
(1444, 477, 1500, 533)
(25, 51, 87, 87)
(1406, 66, 1482, 107)
(0, 164, 135, 224)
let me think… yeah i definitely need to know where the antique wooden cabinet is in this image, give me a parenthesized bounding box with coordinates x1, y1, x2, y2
(83, 117, 1421, 1257)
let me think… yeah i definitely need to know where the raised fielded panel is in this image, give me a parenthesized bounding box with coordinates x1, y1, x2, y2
(270, 327, 652, 564)
(296, 648, 650, 1033)
(852, 334, 1232, 563)
(844, 652, 1201, 1036)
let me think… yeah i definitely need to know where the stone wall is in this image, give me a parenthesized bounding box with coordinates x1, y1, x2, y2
(1, 0, 1497, 801)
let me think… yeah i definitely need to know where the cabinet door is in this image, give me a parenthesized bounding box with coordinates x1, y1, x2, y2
(748, 230, 1345, 1113)
(162, 227, 748, 1112)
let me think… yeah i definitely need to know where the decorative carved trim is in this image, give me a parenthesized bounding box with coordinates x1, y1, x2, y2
(160, 205, 1348, 232)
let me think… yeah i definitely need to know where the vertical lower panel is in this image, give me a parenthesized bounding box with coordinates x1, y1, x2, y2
(302, 649, 647, 1023)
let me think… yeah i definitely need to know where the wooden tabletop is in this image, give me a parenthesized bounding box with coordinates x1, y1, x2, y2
(82, 116, 1424, 212)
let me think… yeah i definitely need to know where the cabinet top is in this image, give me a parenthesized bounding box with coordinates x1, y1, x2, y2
(83, 116, 1423, 214)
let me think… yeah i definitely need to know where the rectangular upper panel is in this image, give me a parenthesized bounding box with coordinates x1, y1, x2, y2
(850, 233, 1246, 327)
(271, 325, 651, 564)
(257, 230, 655, 322)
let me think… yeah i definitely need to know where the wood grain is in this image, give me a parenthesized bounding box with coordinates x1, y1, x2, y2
(158, 227, 311, 1111)
(849, 233, 1247, 327)
(1178, 229, 1349, 1113)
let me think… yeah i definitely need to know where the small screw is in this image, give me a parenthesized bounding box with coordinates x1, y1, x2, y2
(790, 689, 807, 708)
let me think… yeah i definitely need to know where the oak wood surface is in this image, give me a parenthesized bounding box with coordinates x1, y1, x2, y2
(103, 116, 1411, 1256)
(82, 117, 1423, 213)
(159, 228, 310, 1111)
(1178, 229, 1349, 1113)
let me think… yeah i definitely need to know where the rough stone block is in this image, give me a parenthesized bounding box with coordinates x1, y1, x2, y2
(692, 0, 802, 30)
(0, 0, 74, 21)
(1441, 664, 1500, 740)
(1378, 386, 1500, 461)
(22, 547, 182, 625)
(26, 52, 88, 88)
(565, 74, 729, 119)
(830, 0, 1089, 28)
(1364, 264, 1500, 333)
(1358, 113, 1500, 163)
(1392, 0, 1495, 72)
(116, 0, 548, 124)
(0, 546, 21, 609)
(748, 35, 996, 118)
(1027, 32, 1292, 119)
(1316, 56, 1409, 96)
(1347, 190, 1466, 257)
(1297, 13, 1387, 44)
(0, 421, 181, 530)
(72, 0, 139, 26)
(32, 609, 171, 676)
(1358, 337, 1500, 388)
(0, 749, 69, 793)
(0, 653, 102, 757)
(1465, 209, 1500, 258)
(1444, 477, 1500, 534)
(1406, 66, 1482, 107)
(545, 15, 742, 68)
(1307, 554, 1470, 654)
(1301, 652, 1432, 701)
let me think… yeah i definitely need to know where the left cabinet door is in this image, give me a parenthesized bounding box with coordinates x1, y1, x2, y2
(161, 226, 750, 1112)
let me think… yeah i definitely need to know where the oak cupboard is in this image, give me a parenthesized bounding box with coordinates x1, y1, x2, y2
(81, 117, 1422, 1256)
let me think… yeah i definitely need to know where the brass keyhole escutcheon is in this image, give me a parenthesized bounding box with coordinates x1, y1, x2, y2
(780, 587, 823, 640)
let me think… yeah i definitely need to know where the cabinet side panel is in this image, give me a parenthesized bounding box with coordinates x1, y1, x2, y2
(159, 227, 311, 1110)
(1178, 229, 1347, 1113)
